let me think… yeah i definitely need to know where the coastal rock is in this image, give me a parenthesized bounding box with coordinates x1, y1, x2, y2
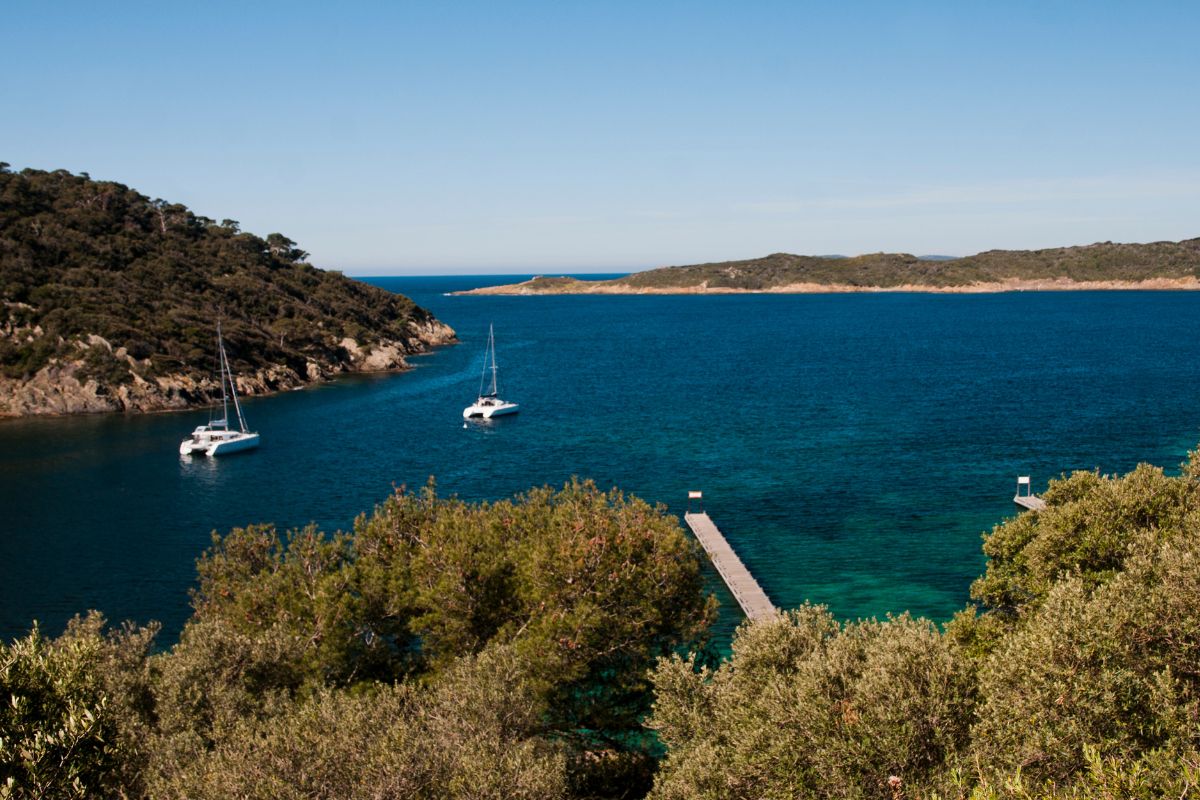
(0, 318, 458, 418)
(0, 364, 116, 415)
(339, 337, 365, 362)
(408, 318, 457, 348)
(361, 343, 406, 371)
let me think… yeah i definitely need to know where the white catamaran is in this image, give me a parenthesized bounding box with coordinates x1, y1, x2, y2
(463, 323, 519, 419)
(179, 323, 260, 456)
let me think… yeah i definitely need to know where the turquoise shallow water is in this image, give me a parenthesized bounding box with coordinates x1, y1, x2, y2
(2, 280, 1199, 645)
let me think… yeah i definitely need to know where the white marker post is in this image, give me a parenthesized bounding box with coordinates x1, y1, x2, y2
(687, 490, 703, 514)
(1017, 476, 1031, 497)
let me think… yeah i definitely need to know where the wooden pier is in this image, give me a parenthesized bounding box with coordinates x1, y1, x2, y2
(1014, 475, 1047, 511)
(1013, 494, 1047, 511)
(684, 511, 777, 622)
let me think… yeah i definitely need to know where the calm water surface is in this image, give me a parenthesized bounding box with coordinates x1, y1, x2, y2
(2, 280, 1199, 645)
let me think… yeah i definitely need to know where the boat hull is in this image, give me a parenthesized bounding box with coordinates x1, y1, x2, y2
(179, 431, 260, 457)
(463, 402, 519, 419)
(207, 433, 260, 455)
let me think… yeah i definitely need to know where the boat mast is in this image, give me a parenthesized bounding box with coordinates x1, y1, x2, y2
(477, 326, 489, 398)
(225, 333, 249, 433)
(488, 324, 499, 397)
(217, 320, 249, 432)
(217, 321, 230, 429)
(478, 323, 500, 398)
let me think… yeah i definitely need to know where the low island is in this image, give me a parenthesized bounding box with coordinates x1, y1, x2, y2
(456, 237, 1200, 295)
(0, 166, 455, 417)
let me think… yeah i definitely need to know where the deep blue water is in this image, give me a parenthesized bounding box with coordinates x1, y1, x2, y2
(3, 280, 1199, 646)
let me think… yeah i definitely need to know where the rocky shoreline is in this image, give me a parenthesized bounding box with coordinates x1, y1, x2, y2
(455, 275, 1200, 296)
(0, 319, 456, 418)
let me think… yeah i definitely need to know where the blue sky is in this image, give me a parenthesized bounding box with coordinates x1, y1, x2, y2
(4, 1, 1198, 274)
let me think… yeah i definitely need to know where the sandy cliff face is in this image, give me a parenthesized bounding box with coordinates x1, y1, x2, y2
(0, 320, 457, 418)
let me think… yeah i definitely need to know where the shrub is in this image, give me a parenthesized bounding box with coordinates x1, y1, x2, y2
(0, 613, 156, 800)
(149, 645, 568, 800)
(649, 606, 975, 799)
(971, 528, 1200, 788)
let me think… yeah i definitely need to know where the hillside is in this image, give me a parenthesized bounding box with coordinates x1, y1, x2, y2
(0, 166, 455, 416)
(458, 238, 1200, 295)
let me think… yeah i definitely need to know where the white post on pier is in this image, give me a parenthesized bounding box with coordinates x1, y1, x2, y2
(687, 490, 703, 514)
(1013, 476, 1047, 511)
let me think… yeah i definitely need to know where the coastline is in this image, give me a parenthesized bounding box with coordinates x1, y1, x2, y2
(454, 276, 1200, 296)
(0, 320, 457, 419)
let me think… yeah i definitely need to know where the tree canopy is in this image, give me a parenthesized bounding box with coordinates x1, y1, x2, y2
(7, 457, 1200, 797)
(1, 479, 715, 799)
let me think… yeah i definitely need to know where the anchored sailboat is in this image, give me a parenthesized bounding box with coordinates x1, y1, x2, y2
(179, 322, 260, 456)
(463, 323, 518, 419)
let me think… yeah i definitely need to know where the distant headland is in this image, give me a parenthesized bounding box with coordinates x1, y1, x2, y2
(455, 238, 1200, 295)
(0, 166, 455, 417)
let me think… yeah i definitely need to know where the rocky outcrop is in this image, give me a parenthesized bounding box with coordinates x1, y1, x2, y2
(0, 321, 457, 418)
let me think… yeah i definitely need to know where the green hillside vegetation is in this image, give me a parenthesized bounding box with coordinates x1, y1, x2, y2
(482, 239, 1200, 293)
(0, 165, 449, 395)
(6, 458, 1200, 798)
(623, 241, 1200, 289)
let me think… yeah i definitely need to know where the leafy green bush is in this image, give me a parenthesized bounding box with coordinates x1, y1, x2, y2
(970, 528, 1200, 788)
(150, 645, 568, 800)
(0, 613, 156, 800)
(2, 480, 713, 798)
(649, 606, 975, 799)
(188, 481, 716, 749)
(952, 464, 1200, 650)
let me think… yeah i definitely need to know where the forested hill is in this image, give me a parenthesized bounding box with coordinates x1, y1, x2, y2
(460, 238, 1200, 295)
(0, 165, 455, 416)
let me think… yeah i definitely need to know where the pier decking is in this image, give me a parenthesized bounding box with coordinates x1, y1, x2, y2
(683, 476, 1042, 624)
(1013, 494, 1047, 511)
(1014, 475, 1047, 511)
(684, 511, 776, 621)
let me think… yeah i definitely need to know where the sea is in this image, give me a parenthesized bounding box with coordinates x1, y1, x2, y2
(2, 278, 1199, 647)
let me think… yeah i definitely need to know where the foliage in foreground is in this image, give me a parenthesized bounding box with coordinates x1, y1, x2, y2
(1, 479, 713, 799)
(648, 456, 1200, 799)
(152, 646, 568, 800)
(650, 608, 974, 798)
(0, 615, 155, 800)
(6, 457, 1200, 798)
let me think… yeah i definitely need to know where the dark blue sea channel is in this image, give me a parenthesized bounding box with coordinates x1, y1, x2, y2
(3, 279, 1199, 645)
